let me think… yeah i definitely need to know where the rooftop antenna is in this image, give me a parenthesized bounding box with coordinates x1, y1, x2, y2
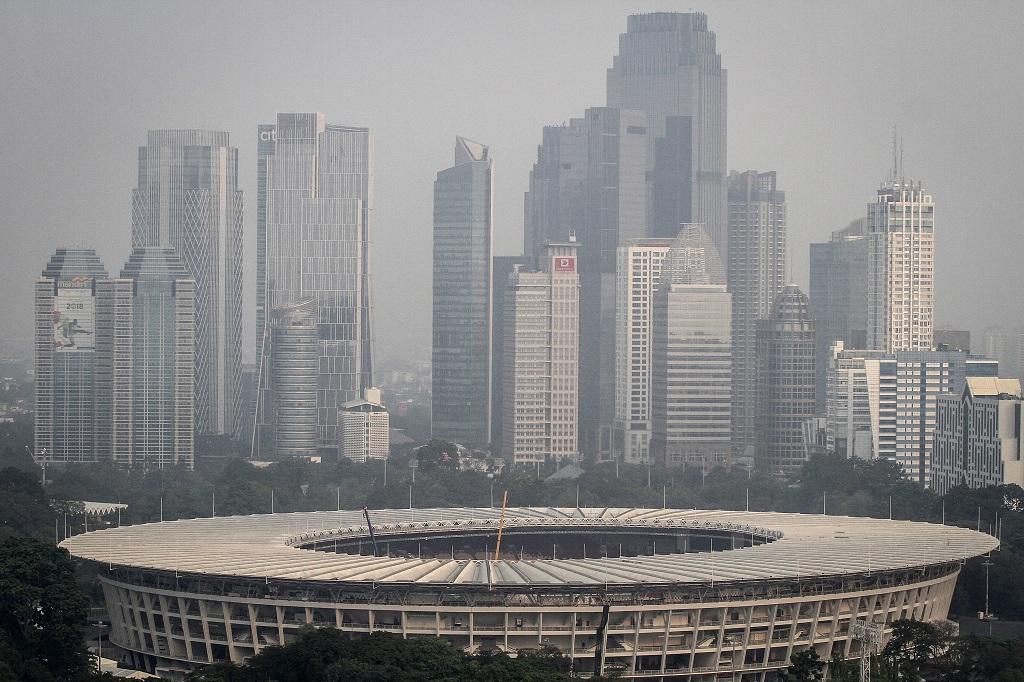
(891, 125, 899, 185)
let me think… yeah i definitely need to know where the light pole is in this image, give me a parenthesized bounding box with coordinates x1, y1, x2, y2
(488, 473, 495, 507)
(983, 553, 994, 636)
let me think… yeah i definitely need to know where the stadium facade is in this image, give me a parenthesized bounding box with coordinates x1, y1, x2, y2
(63, 507, 996, 680)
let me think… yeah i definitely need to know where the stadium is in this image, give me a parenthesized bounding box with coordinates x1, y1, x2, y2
(62, 507, 997, 680)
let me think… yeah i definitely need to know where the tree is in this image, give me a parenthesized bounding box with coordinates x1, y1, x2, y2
(880, 619, 950, 681)
(0, 467, 53, 541)
(779, 648, 825, 681)
(0, 536, 93, 681)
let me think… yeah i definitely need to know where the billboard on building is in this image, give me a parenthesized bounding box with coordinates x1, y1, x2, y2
(53, 277, 95, 352)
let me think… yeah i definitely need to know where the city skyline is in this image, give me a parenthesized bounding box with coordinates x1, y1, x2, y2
(3, 2, 1023, 363)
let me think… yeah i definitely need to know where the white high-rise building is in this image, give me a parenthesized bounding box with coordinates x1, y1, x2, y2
(867, 181, 934, 353)
(256, 113, 374, 451)
(132, 130, 243, 439)
(651, 224, 732, 470)
(612, 239, 672, 464)
(502, 239, 580, 466)
(339, 387, 389, 462)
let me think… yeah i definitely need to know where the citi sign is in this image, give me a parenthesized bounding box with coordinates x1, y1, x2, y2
(259, 127, 277, 142)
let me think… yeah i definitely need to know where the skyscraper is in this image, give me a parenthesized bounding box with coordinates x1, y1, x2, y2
(94, 247, 196, 469)
(755, 284, 816, 475)
(269, 300, 319, 458)
(809, 218, 868, 412)
(651, 224, 731, 469)
(524, 107, 648, 459)
(612, 239, 672, 464)
(502, 239, 580, 466)
(607, 12, 727, 253)
(256, 113, 374, 450)
(34, 248, 108, 464)
(727, 170, 786, 456)
(867, 180, 934, 352)
(490, 255, 532, 450)
(432, 137, 493, 448)
(131, 130, 243, 439)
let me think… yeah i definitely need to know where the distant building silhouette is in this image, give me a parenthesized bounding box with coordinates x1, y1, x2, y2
(809, 218, 868, 413)
(607, 12, 728, 255)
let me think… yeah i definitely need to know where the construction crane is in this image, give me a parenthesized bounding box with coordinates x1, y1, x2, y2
(362, 507, 380, 557)
(493, 491, 509, 562)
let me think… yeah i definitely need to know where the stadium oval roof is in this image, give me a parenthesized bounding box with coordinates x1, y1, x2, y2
(61, 507, 997, 588)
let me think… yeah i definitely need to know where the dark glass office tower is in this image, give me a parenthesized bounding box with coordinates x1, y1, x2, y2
(432, 137, 494, 448)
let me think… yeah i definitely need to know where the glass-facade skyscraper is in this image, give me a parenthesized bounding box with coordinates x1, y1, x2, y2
(34, 248, 108, 464)
(432, 137, 493, 448)
(256, 113, 374, 450)
(131, 130, 243, 440)
(607, 12, 728, 255)
(94, 247, 196, 469)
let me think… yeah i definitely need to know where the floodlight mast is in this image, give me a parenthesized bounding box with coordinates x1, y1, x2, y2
(850, 619, 883, 682)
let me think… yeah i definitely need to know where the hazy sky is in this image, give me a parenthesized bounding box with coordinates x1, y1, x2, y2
(3, 1, 1023, 364)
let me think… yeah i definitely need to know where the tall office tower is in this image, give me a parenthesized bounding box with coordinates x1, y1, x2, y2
(256, 113, 374, 449)
(95, 247, 196, 469)
(612, 239, 672, 464)
(809, 219, 868, 412)
(490, 255, 532, 450)
(983, 326, 1023, 379)
(755, 285, 816, 475)
(651, 224, 732, 469)
(269, 300, 319, 458)
(866, 180, 934, 352)
(339, 387, 389, 463)
(825, 343, 998, 484)
(524, 107, 647, 459)
(432, 137, 494, 448)
(34, 248, 108, 464)
(607, 12, 728, 254)
(131, 130, 243, 440)
(727, 171, 786, 456)
(501, 240, 580, 466)
(932, 377, 1024, 495)
(255, 124, 277, 359)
